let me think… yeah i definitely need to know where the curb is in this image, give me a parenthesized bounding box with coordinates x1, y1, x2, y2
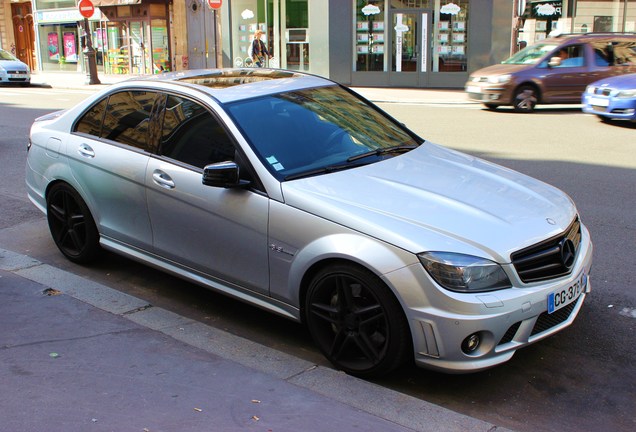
(0, 247, 513, 432)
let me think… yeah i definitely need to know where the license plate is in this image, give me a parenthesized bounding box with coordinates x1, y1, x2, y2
(589, 97, 609, 107)
(465, 85, 481, 94)
(548, 272, 587, 314)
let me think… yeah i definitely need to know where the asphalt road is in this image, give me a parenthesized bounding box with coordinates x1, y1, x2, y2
(1, 85, 634, 432)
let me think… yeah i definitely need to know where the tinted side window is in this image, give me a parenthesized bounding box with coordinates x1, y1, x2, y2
(74, 97, 108, 136)
(100, 91, 157, 150)
(158, 95, 235, 169)
(592, 41, 636, 66)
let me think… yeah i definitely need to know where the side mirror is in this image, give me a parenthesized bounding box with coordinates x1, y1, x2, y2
(548, 56, 562, 68)
(202, 161, 250, 188)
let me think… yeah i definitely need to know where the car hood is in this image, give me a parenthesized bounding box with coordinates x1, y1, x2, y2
(281, 143, 576, 261)
(0, 59, 29, 71)
(469, 63, 529, 78)
(591, 73, 636, 89)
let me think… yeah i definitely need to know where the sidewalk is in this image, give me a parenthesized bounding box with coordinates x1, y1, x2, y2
(0, 246, 513, 431)
(29, 71, 472, 105)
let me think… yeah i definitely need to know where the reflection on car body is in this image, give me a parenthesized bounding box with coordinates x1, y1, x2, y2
(26, 69, 593, 377)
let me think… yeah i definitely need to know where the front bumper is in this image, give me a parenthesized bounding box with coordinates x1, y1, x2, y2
(465, 82, 513, 105)
(385, 225, 593, 373)
(582, 94, 636, 121)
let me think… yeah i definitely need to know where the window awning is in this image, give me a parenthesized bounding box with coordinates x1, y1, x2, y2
(91, 0, 142, 6)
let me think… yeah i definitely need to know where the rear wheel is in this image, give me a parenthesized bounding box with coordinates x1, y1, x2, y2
(305, 263, 411, 377)
(513, 85, 538, 113)
(46, 183, 100, 264)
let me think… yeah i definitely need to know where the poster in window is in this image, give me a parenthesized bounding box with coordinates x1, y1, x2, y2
(452, 33, 465, 43)
(357, 22, 369, 31)
(373, 33, 384, 42)
(593, 16, 613, 32)
(439, 21, 449, 31)
(63, 32, 78, 62)
(47, 32, 60, 60)
(372, 21, 384, 31)
(453, 21, 465, 31)
(357, 33, 369, 43)
(439, 33, 449, 42)
(357, 45, 369, 54)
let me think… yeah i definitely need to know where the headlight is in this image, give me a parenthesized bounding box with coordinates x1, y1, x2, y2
(616, 89, 636, 98)
(585, 86, 596, 94)
(487, 74, 511, 84)
(418, 252, 512, 293)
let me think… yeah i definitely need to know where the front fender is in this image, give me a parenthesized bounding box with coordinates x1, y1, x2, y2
(268, 201, 418, 308)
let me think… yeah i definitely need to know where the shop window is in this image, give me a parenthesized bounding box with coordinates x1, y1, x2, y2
(433, 0, 469, 72)
(355, 0, 386, 72)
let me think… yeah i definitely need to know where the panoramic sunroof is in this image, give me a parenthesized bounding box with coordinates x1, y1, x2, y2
(176, 69, 302, 88)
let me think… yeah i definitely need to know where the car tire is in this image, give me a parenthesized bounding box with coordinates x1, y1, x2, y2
(305, 263, 411, 377)
(484, 103, 499, 110)
(513, 85, 538, 113)
(46, 183, 100, 264)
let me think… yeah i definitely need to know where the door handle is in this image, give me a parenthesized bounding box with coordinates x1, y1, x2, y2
(77, 143, 95, 158)
(152, 170, 175, 189)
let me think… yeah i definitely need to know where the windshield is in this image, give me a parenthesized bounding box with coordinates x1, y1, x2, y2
(502, 43, 559, 65)
(227, 85, 421, 180)
(0, 50, 19, 61)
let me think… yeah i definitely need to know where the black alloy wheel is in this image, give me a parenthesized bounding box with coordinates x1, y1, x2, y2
(305, 263, 411, 377)
(513, 85, 538, 113)
(46, 183, 100, 264)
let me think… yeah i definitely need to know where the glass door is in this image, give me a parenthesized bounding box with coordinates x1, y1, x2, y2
(130, 21, 152, 75)
(389, 10, 430, 87)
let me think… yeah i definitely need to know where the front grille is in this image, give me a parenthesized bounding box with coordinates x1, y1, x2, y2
(511, 217, 581, 283)
(531, 302, 576, 336)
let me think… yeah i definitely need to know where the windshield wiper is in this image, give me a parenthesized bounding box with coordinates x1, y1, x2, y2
(284, 161, 368, 181)
(346, 144, 418, 163)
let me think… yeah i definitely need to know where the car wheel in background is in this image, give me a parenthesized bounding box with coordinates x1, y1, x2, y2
(46, 183, 100, 264)
(305, 263, 411, 377)
(513, 85, 538, 113)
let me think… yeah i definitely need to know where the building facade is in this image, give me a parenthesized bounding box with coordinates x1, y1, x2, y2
(1, 0, 634, 88)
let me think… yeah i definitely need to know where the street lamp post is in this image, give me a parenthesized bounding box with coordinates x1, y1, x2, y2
(78, 0, 101, 85)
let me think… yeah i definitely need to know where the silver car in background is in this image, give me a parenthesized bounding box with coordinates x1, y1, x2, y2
(26, 69, 593, 377)
(0, 48, 31, 86)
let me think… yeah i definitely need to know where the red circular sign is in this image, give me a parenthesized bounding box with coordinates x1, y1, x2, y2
(78, 0, 95, 18)
(207, 0, 222, 9)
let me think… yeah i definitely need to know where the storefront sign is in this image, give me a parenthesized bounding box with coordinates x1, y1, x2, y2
(530, 1, 562, 18)
(440, 3, 461, 16)
(362, 4, 381, 16)
(78, 0, 95, 18)
(421, 13, 428, 72)
(36, 8, 102, 24)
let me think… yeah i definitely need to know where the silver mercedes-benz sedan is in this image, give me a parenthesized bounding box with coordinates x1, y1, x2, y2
(26, 69, 593, 377)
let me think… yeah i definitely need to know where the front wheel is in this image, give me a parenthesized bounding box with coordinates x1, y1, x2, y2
(46, 183, 100, 264)
(513, 85, 538, 113)
(305, 263, 411, 377)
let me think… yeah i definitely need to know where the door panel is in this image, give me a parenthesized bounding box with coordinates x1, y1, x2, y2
(66, 135, 153, 250)
(145, 159, 270, 295)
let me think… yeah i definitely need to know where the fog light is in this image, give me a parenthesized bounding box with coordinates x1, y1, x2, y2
(462, 333, 481, 354)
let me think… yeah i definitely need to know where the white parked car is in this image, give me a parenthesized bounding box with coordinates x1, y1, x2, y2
(0, 48, 30, 86)
(26, 69, 593, 376)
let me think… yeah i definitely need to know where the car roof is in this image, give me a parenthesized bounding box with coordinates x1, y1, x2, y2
(539, 32, 636, 46)
(125, 68, 336, 104)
